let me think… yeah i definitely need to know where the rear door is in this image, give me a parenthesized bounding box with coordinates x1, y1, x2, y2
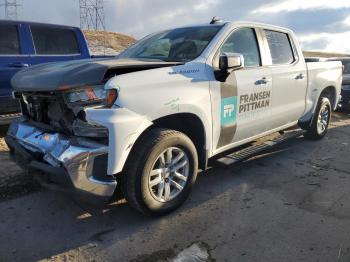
(28, 25, 84, 65)
(261, 29, 307, 128)
(0, 23, 29, 113)
(210, 27, 273, 152)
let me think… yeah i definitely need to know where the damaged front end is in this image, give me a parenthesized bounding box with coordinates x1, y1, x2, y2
(6, 58, 180, 201)
(6, 86, 119, 201)
(14, 85, 118, 138)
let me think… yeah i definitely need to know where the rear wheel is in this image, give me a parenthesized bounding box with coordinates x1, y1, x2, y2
(123, 128, 198, 216)
(304, 97, 331, 140)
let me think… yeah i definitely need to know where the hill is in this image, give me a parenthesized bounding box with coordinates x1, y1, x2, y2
(83, 30, 136, 56)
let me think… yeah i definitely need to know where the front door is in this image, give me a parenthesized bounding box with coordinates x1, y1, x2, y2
(210, 27, 273, 153)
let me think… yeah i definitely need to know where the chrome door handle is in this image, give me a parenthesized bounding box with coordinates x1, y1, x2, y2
(255, 77, 270, 85)
(295, 73, 305, 80)
(8, 62, 29, 68)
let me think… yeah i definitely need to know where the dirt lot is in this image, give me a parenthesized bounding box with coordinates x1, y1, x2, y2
(0, 112, 350, 262)
(0, 127, 39, 201)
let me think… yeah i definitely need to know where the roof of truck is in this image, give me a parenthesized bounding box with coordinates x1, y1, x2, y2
(224, 21, 292, 33)
(170, 20, 293, 33)
(0, 19, 79, 29)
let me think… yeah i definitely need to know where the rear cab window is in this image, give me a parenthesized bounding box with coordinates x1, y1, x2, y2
(264, 30, 295, 65)
(30, 26, 80, 55)
(0, 24, 20, 55)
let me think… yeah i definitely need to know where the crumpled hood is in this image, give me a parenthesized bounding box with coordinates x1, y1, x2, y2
(11, 58, 182, 92)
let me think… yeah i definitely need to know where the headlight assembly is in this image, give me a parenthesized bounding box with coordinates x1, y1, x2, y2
(64, 85, 118, 108)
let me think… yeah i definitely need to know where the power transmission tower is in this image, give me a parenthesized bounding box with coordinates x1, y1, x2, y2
(0, 0, 21, 20)
(79, 0, 106, 31)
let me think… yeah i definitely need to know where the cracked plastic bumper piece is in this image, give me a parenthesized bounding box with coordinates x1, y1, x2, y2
(6, 120, 117, 199)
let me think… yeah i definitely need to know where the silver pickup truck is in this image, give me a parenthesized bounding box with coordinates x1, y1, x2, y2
(6, 19, 342, 215)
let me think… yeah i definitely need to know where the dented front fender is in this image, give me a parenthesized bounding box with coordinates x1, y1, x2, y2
(85, 107, 153, 175)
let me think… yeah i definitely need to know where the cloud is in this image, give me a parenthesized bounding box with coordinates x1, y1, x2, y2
(344, 15, 350, 26)
(105, 0, 224, 37)
(3, 0, 350, 54)
(194, 0, 221, 11)
(20, 0, 79, 26)
(298, 31, 350, 53)
(252, 0, 350, 14)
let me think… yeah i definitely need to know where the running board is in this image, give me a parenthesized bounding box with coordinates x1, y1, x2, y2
(216, 129, 305, 166)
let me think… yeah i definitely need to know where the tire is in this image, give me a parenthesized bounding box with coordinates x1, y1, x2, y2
(304, 97, 332, 140)
(122, 128, 198, 216)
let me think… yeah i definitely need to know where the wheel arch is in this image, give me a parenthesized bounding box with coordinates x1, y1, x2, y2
(124, 113, 209, 172)
(299, 85, 337, 129)
(320, 86, 337, 111)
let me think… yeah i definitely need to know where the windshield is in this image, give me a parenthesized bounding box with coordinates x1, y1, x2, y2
(118, 26, 223, 62)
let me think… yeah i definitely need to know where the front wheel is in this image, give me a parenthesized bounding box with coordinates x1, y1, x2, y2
(123, 128, 198, 216)
(304, 97, 332, 140)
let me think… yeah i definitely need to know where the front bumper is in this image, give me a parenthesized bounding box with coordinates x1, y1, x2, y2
(5, 120, 117, 202)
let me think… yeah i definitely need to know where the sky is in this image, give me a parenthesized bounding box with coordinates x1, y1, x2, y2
(4, 0, 350, 53)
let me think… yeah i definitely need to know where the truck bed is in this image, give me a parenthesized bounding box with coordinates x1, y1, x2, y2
(304, 61, 343, 115)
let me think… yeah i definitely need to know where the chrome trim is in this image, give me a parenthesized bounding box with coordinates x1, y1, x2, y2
(7, 120, 117, 197)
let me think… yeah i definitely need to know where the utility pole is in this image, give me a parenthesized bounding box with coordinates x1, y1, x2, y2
(79, 0, 105, 31)
(0, 0, 21, 20)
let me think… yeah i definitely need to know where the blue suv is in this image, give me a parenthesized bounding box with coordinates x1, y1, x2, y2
(0, 20, 91, 123)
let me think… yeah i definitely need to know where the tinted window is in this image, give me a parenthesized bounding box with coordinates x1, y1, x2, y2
(31, 26, 80, 55)
(265, 30, 294, 65)
(0, 25, 20, 55)
(221, 28, 261, 67)
(119, 26, 222, 62)
(343, 61, 350, 74)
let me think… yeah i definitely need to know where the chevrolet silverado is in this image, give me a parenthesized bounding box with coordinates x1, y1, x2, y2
(6, 19, 343, 215)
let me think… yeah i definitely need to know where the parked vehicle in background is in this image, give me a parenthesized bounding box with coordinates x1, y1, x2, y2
(327, 57, 350, 109)
(0, 20, 92, 124)
(6, 19, 343, 215)
(304, 57, 327, 63)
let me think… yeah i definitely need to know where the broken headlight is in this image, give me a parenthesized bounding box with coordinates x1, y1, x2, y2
(65, 85, 118, 108)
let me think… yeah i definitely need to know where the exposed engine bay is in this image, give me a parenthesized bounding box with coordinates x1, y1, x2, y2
(16, 88, 113, 139)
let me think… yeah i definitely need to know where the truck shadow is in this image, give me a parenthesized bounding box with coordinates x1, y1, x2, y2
(1, 112, 350, 261)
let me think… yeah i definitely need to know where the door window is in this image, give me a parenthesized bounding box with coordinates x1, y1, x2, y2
(220, 28, 261, 67)
(264, 30, 295, 65)
(31, 26, 80, 55)
(0, 25, 20, 55)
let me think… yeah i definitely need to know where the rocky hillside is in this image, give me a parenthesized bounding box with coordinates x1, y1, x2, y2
(83, 30, 136, 56)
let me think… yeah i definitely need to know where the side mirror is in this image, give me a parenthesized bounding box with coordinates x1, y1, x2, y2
(219, 53, 244, 72)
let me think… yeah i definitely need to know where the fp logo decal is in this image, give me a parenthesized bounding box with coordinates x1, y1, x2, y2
(221, 96, 237, 126)
(224, 104, 234, 118)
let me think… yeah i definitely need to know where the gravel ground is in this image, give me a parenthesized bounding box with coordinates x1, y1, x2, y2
(0, 127, 40, 201)
(0, 111, 349, 262)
